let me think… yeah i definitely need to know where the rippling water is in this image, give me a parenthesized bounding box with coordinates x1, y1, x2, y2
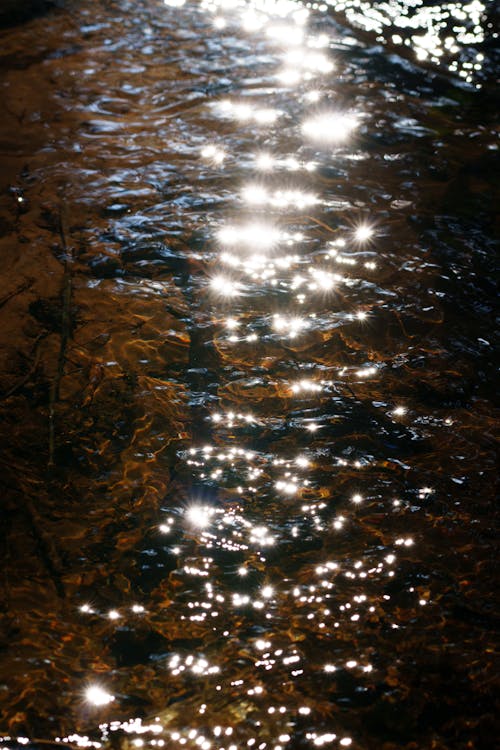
(0, 1, 498, 749)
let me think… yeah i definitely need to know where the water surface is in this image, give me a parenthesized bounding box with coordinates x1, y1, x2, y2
(0, 1, 498, 749)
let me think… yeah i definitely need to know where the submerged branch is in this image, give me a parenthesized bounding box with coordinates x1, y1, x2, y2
(0, 278, 33, 310)
(48, 203, 73, 468)
(0, 333, 44, 402)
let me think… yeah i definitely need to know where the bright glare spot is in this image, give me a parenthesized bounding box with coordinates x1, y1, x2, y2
(242, 184, 268, 204)
(218, 222, 281, 250)
(85, 685, 115, 706)
(273, 314, 309, 337)
(108, 610, 120, 620)
(302, 112, 359, 143)
(219, 100, 281, 125)
(276, 480, 298, 495)
(419, 487, 434, 497)
(185, 505, 212, 528)
(393, 406, 407, 416)
(241, 184, 317, 209)
(201, 143, 225, 164)
(305, 89, 321, 103)
(354, 224, 374, 242)
(255, 639, 271, 651)
(255, 152, 275, 170)
(210, 275, 240, 297)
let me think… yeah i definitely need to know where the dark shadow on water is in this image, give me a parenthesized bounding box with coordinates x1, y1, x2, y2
(0, 0, 62, 29)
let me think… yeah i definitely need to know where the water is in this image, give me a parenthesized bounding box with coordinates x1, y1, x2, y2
(0, 1, 498, 749)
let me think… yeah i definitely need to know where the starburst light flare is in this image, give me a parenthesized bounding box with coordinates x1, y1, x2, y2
(354, 223, 375, 242)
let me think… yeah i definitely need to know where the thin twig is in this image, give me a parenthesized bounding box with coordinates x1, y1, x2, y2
(0, 278, 33, 310)
(0, 334, 44, 401)
(48, 203, 73, 468)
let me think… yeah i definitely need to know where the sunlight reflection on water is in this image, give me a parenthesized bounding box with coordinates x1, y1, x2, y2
(68, 6, 418, 745)
(322, 0, 490, 86)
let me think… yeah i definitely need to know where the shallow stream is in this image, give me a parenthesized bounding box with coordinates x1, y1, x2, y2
(0, 2, 498, 749)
